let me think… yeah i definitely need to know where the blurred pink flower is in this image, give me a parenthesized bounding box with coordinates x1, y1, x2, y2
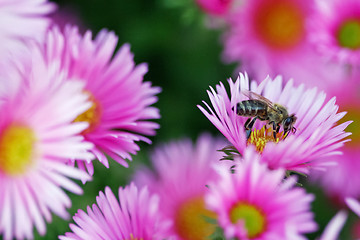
(311, 78, 360, 201)
(205, 147, 317, 239)
(198, 73, 351, 174)
(59, 183, 172, 240)
(0, 47, 93, 240)
(0, 0, 55, 56)
(222, 0, 345, 90)
(41, 26, 161, 175)
(309, 0, 360, 68)
(196, 0, 233, 16)
(133, 133, 226, 240)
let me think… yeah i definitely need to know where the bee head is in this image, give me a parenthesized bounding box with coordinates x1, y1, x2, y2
(283, 114, 297, 136)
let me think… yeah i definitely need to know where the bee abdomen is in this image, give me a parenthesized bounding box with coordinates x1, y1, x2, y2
(236, 100, 267, 117)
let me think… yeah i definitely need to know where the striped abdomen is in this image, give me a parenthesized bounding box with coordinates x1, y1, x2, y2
(236, 100, 267, 118)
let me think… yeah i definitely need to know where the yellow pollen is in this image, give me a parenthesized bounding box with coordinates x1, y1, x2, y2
(73, 91, 102, 134)
(0, 124, 36, 175)
(174, 196, 217, 240)
(247, 126, 283, 153)
(125, 234, 143, 240)
(229, 202, 266, 238)
(254, 0, 305, 50)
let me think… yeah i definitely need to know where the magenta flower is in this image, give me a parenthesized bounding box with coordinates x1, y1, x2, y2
(0, 49, 93, 240)
(41, 26, 161, 175)
(206, 147, 317, 239)
(311, 149, 360, 203)
(311, 78, 360, 201)
(133, 133, 226, 239)
(59, 183, 172, 240)
(309, 0, 360, 67)
(196, 0, 233, 16)
(222, 0, 345, 89)
(0, 0, 55, 56)
(223, 0, 310, 77)
(198, 73, 351, 174)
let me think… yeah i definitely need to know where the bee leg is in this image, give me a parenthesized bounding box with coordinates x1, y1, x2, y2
(244, 118, 252, 139)
(271, 122, 278, 139)
(244, 118, 251, 129)
(244, 117, 258, 139)
(275, 124, 281, 139)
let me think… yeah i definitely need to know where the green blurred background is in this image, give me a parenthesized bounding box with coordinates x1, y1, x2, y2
(29, 0, 357, 239)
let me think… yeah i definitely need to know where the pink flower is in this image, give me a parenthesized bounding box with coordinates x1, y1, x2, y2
(133, 133, 226, 239)
(41, 26, 161, 175)
(196, 0, 233, 16)
(311, 149, 360, 203)
(59, 183, 172, 240)
(0, 46, 93, 240)
(0, 0, 55, 56)
(205, 147, 317, 239)
(311, 78, 360, 201)
(222, 0, 345, 90)
(198, 73, 351, 174)
(309, 0, 360, 67)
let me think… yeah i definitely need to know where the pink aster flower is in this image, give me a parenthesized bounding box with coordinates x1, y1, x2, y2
(206, 147, 317, 239)
(59, 183, 172, 240)
(196, 0, 234, 16)
(41, 25, 161, 175)
(0, 0, 55, 56)
(309, 0, 360, 67)
(198, 73, 351, 174)
(222, 0, 345, 89)
(0, 47, 93, 240)
(310, 78, 360, 201)
(133, 133, 226, 239)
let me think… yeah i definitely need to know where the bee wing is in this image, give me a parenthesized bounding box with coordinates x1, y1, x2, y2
(241, 89, 276, 109)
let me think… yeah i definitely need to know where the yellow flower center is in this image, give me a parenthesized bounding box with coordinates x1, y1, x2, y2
(341, 104, 360, 148)
(337, 18, 360, 50)
(0, 124, 36, 175)
(253, 0, 305, 50)
(73, 91, 102, 134)
(229, 202, 266, 238)
(247, 126, 284, 153)
(125, 234, 143, 240)
(174, 196, 217, 240)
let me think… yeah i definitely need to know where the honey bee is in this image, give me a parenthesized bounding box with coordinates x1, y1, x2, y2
(235, 90, 297, 139)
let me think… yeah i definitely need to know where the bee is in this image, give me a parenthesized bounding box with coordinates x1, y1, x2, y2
(235, 90, 297, 139)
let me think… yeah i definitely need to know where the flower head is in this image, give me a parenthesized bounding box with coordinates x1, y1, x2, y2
(59, 183, 172, 240)
(196, 0, 233, 16)
(0, 44, 93, 240)
(41, 26, 161, 175)
(222, 0, 345, 89)
(206, 147, 317, 239)
(198, 73, 351, 174)
(309, 0, 360, 67)
(311, 78, 360, 201)
(133, 133, 226, 239)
